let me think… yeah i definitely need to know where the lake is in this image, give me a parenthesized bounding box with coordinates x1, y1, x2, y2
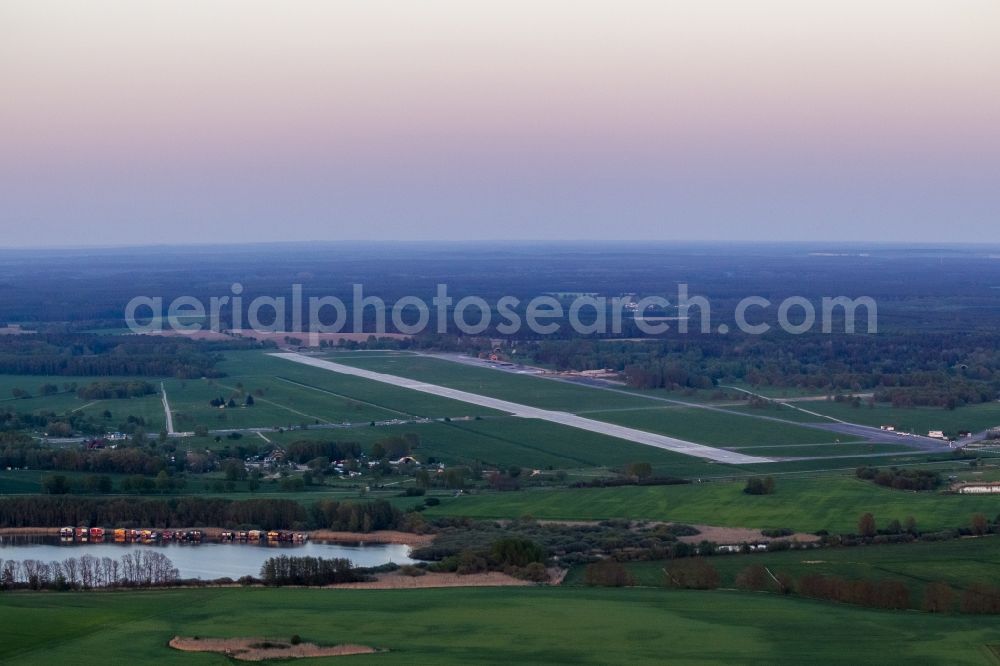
(0, 536, 414, 579)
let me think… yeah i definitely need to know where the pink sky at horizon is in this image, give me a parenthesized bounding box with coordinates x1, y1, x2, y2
(2, 0, 999, 245)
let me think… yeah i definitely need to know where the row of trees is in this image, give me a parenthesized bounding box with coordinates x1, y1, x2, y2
(258, 556, 366, 586)
(76, 381, 157, 400)
(855, 466, 941, 491)
(851, 512, 994, 539)
(739, 563, 1000, 614)
(309, 499, 402, 532)
(15, 446, 168, 476)
(1, 551, 178, 590)
(45, 472, 185, 495)
(795, 573, 910, 610)
(587, 557, 1000, 614)
(0, 496, 405, 532)
(0, 332, 239, 378)
(284, 440, 363, 464)
(524, 333, 1000, 406)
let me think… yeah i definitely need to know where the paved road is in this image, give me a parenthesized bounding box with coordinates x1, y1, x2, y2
(270, 352, 772, 465)
(160, 382, 175, 435)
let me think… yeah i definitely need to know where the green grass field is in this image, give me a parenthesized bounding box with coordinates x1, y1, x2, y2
(434, 418, 742, 475)
(219, 351, 507, 419)
(780, 401, 1000, 435)
(729, 441, 918, 457)
(328, 352, 671, 411)
(424, 475, 1000, 533)
(724, 403, 832, 422)
(0, 374, 168, 431)
(162, 377, 400, 431)
(246, 416, 737, 477)
(1, 586, 999, 665)
(563, 536, 1000, 600)
(323, 353, 848, 448)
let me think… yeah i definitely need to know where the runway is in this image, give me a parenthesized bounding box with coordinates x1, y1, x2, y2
(270, 352, 772, 465)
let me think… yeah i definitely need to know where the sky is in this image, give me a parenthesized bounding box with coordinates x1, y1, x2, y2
(1, 0, 999, 247)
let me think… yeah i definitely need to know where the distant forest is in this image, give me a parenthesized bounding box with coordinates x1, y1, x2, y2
(522, 332, 1000, 407)
(1, 244, 998, 405)
(0, 332, 260, 378)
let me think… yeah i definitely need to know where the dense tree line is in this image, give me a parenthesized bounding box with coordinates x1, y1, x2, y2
(309, 499, 402, 532)
(0, 442, 166, 475)
(259, 556, 366, 586)
(284, 440, 363, 464)
(796, 574, 910, 609)
(0, 496, 403, 532)
(76, 381, 157, 400)
(0, 333, 256, 378)
(960, 584, 1000, 614)
(523, 332, 1000, 406)
(855, 466, 941, 491)
(0, 409, 118, 437)
(872, 384, 996, 409)
(1, 551, 178, 590)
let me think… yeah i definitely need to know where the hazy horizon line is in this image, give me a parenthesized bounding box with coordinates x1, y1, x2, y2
(3, 238, 1000, 253)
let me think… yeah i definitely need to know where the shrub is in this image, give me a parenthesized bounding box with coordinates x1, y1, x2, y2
(734, 564, 769, 591)
(664, 558, 720, 590)
(663, 523, 700, 537)
(399, 565, 426, 577)
(583, 560, 634, 587)
(517, 562, 550, 583)
(743, 477, 775, 495)
(491, 537, 545, 567)
(922, 582, 955, 613)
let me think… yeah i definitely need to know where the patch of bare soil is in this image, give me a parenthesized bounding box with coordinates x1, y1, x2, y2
(676, 525, 820, 545)
(147, 329, 232, 341)
(332, 571, 532, 589)
(169, 636, 377, 661)
(228, 329, 410, 346)
(547, 567, 568, 585)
